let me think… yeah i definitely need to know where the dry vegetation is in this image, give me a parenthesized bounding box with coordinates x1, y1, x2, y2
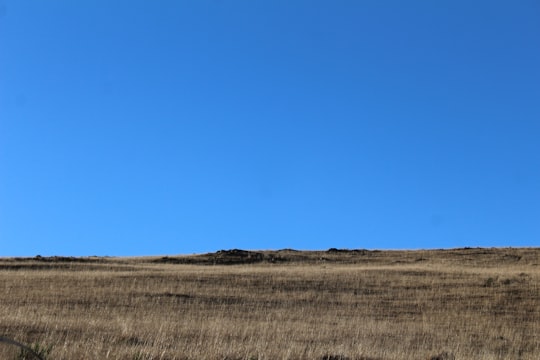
(0, 247, 538, 359)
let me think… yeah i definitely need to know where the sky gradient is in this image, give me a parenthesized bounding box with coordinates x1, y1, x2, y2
(1, 1, 539, 256)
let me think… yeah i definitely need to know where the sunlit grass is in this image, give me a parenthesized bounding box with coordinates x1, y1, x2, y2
(0, 248, 538, 359)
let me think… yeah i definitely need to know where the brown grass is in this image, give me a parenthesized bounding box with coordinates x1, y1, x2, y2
(0, 247, 538, 359)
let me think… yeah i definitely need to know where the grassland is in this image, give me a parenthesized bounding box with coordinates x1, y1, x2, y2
(0, 247, 538, 359)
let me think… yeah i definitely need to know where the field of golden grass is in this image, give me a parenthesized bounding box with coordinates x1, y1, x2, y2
(0, 247, 538, 359)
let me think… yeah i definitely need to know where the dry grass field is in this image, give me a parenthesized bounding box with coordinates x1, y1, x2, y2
(0, 247, 538, 359)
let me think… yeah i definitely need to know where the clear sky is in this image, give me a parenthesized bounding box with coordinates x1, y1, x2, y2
(1, 1, 539, 256)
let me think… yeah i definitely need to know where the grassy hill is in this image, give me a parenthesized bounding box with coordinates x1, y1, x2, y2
(0, 247, 538, 359)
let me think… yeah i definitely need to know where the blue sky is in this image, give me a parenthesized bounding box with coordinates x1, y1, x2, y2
(1, 1, 539, 256)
